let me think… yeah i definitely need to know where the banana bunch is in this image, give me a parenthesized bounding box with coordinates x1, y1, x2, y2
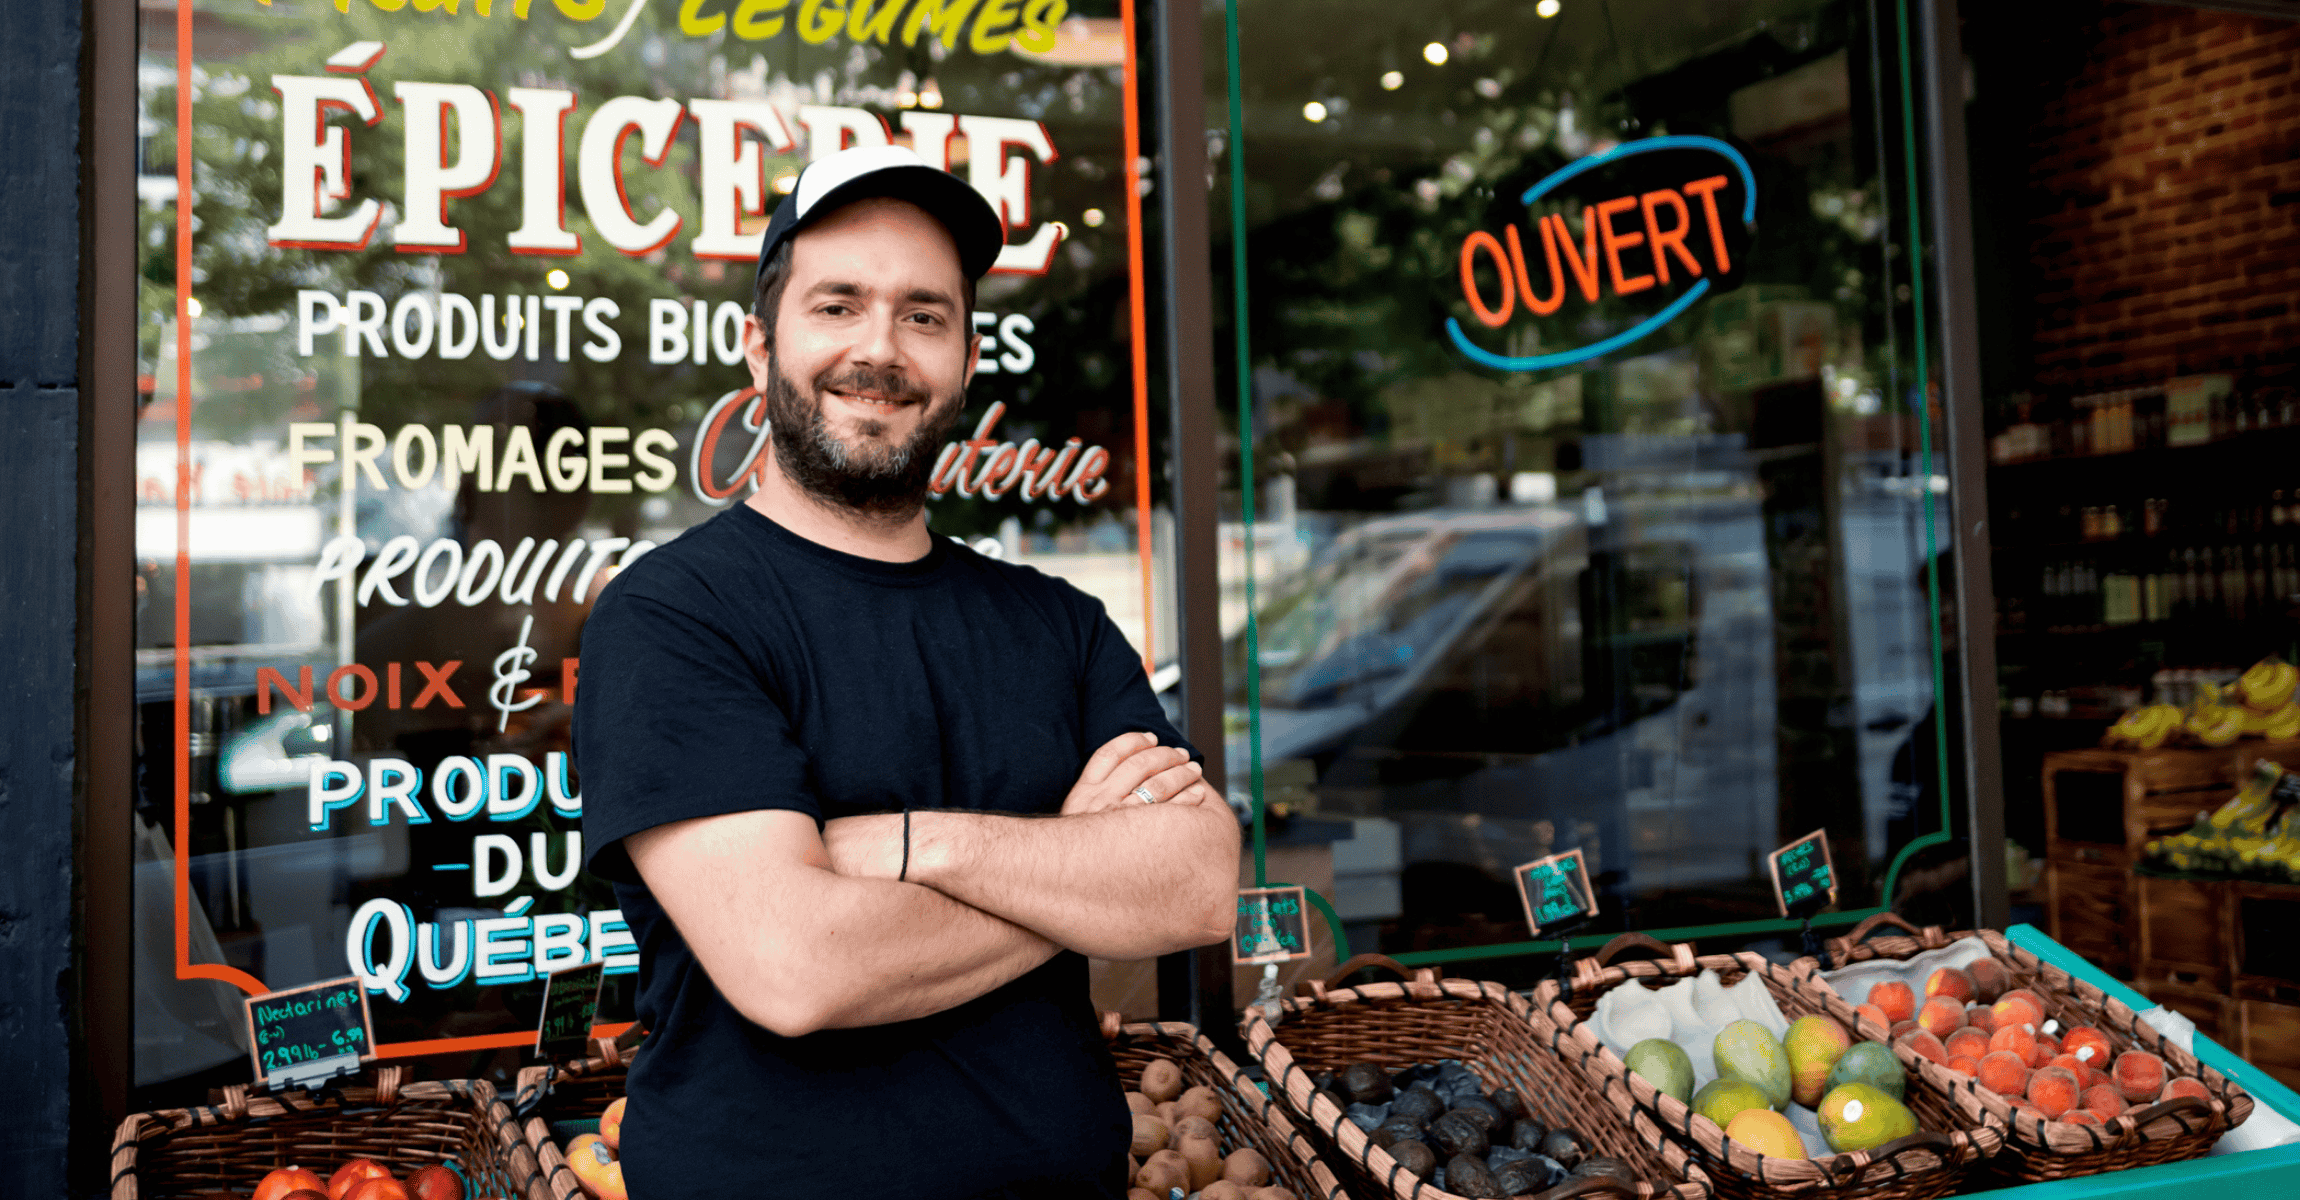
(2183, 682, 2247, 748)
(2206, 760, 2284, 834)
(2238, 657, 2300, 741)
(2103, 703, 2184, 750)
(2145, 827, 2300, 882)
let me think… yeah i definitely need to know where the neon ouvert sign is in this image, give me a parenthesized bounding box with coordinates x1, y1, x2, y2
(1445, 135, 1757, 372)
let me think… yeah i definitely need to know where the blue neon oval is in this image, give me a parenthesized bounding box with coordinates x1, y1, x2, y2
(1452, 136, 1754, 373)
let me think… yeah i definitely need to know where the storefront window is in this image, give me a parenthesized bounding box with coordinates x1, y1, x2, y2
(133, 0, 1163, 1099)
(1211, 0, 1958, 964)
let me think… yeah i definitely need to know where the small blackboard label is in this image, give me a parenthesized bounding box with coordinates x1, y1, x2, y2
(1234, 886, 1312, 966)
(1769, 829, 1837, 918)
(245, 977, 371, 1091)
(536, 960, 607, 1060)
(1515, 849, 1596, 937)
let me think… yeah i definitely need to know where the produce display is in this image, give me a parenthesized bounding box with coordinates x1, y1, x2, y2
(1310, 1057, 1634, 1198)
(1126, 1056, 1298, 1200)
(1622, 1012, 1919, 1159)
(2104, 657, 2300, 749)
(563, 1096, 629, 1200)
(2143, 758, 2300, 881)
(246, 1158, 465, 1200)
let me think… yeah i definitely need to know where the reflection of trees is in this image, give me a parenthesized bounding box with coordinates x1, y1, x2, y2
(1200, 0, 1914, 492)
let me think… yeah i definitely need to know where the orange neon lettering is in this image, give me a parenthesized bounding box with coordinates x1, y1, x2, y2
(1595, 195, 1653, 296)
(1641, 188, 1701, 284)
(1681, 175, 1732, 274)
(1459, 231, 1515, 328)
(1507, 222, 1565, 316)
(1549, 211, 1603, 303)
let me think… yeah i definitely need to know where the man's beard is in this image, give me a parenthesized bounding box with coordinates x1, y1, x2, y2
(762, 353, 963, 520)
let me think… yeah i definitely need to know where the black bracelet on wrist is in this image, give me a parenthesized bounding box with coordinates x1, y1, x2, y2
(899, 806, 911, 882)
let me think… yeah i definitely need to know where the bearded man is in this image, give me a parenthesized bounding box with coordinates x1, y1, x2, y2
(573, 145, 1238, 1199)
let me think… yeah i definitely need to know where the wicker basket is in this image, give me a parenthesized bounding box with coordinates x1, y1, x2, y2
(513, 1036, 642, 1200)
(1104, 1014, 1352, 1200)
(1245, 954, 1712, 1200)
(513, 1022, 1350, 1200)
(1530, 934, 2001, 1200)
(109, 1066, 539, 1200)
(1806, 914, 2253, 1183)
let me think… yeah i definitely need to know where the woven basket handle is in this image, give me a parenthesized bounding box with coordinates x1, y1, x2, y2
(1529, 1170, 1640, 1199)
(1304, 954, 1435, 1001)
(1824, 912, 1943, 962)
(1814, 1129, 1960, 1185)
(2109, 1093, 2217, 1144)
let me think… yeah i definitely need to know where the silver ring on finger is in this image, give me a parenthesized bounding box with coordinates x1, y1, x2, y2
(1133, 784, 1159, 804)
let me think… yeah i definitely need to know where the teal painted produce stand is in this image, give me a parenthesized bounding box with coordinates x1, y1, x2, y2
(1971, 926, 2300, 1199)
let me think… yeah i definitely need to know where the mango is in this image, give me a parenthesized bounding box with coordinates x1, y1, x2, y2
(1693, 1078, 1773, 1129)
(1625, 1038, 1696, 1104)
(1825, 1041, 1907, 1103)
(1819, 1082, 1917, 1153)
(1714, 1019, 1793, 1110)
(1784, 1015, 1854, 1108)
(1724, 1107, 1806, 1159)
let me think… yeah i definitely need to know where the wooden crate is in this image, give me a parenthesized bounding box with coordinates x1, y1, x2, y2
(2133, 975, 2231, 1044)
(2233, 996, 2300, 1093)
(2134, 874, 2230, 989)
(2045, 859, 2131, 978)
(2230, 880, 2300, 1004)
(2040, 747, 2235, 870)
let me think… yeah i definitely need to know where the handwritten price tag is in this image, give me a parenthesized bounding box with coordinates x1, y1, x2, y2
(1233, 886, 1311, 967)
(535, 960, 607, 1061)
(1514, 848, 1596, 937)
(1769, 829, 1837, 918)
(245, 977, 371, 1091)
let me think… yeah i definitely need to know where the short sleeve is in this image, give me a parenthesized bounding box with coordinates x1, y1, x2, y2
(1067, 587, 1199, 767)
(575, 575, 817, 883)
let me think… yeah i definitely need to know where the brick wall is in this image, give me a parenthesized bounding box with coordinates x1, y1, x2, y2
(2022, 4, 2300, 392)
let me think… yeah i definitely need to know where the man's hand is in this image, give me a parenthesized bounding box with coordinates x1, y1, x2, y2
(1061, 731, 1217, 815)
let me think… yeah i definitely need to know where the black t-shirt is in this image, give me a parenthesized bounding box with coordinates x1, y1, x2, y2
(574, 504, 1191, 1200)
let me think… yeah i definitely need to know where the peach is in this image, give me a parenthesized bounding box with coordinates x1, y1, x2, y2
(1967, 1004, 1999, 1034)
(567, 1137, 627, 1200)
(1855, 1003, 1890, 1033)
(344, 1183, 413, 1200)
(1990, 1023, 2037, 1063)
(2114, 1051, 2168, 1104)
(2047, 1053, 2087, 1076)
(2085, 1065, 2115, 1093)
(1868, 980, 1918, 1024)
(1993, 989, 2047, 1032)
(1979, 1050, 2031, 1097)
(600, 1096, 626, 1150)
(2028, 1065, 2081, 1118)
(2162, 1076, 2213, 1105)
(1948, 1055, 1982, 1077)
(2063, 1109, 2102, 1126)
(1897, 1029, 1949, 1066)
(2081, 1083, 2126, 1120)
(1946, 1028, 1992, 1060)
(405, 1165, 463, 1200)
(256, 1169, 329, 1200)
(1926, 967, 1977, 1003)
(1890, 1020, 1922, 1041)
(2029, 1034, 2059, 1070)
(1918, 995, 1966, 1039)
(2061, 1027, 2115, 1070)
(1969, 958, 2010, 1003)
(330, 1161, 394, 1200)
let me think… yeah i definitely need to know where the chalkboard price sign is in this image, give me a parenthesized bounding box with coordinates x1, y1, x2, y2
(1769, 829, 1838, 918)
(244, 977, 372, 1091)
(1514, 849, 1596, 937)
(1233, 886, 1312, 966)
(535, 960, 608, 1060)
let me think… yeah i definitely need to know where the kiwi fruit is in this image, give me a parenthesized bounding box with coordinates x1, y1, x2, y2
(1129, 1113, 1170, 1157)
(1222, 1148, 1273, 1187)
(1444, 1153, 1506, 1198)
(1200, 1183, 1250, 1200)
(1175, 1085, 1226, 1124)
(1125, 1091, 1154, 1115)
(1387, 1138, 1436, 1178)
(1136, 1148, 1187, 1195)
(1248, 1190, 1300, 1200)
(1178, 1134, 1224, 1191)
(1339, 1062, 1394, 1105)
(1173, 1114, 1219, 1143)
(1139, 1058, 1184, 1103)
(1155, 1100, 1179, 1125)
